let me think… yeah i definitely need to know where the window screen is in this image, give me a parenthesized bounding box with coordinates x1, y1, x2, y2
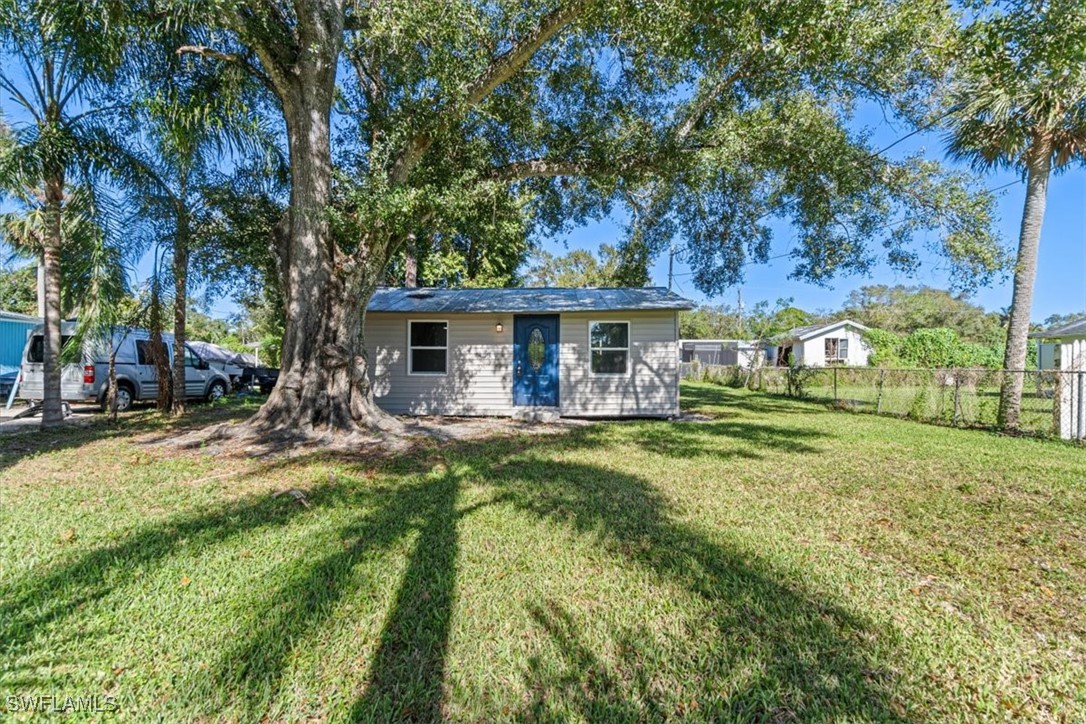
(590, 322, 629, 374)
(409, 321, 448, 374)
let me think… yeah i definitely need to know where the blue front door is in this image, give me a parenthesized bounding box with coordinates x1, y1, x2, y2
(513, 315, 559, 407)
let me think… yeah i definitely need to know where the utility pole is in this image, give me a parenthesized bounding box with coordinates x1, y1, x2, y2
(667, 243, 675, 292)
(737, 288, 744, 337)
(37, 261, 45, 318)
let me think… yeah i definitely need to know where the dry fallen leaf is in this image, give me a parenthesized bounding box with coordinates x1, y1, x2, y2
(59, 528, 76, 543)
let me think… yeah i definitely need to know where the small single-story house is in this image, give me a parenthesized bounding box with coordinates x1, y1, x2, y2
(1, 309, 41, 376)
(770, 320, 872, 367)
(365, 287, 694, 417)
(680, 339, 761, 368)
(1030, 317, 1086, 440)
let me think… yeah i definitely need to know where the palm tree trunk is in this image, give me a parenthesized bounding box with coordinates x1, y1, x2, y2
(107, 341, 119, 423)
(998, 138, 1052, 429)
(171, 207, 189, 416)
(149, 277, 172, 410)
(40, 177, 65, 428)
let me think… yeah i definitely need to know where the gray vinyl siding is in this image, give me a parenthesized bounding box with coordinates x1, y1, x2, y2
(365, 309, 680, 417)
(558, 311, 679, 417)
(367, 313, 515, 415)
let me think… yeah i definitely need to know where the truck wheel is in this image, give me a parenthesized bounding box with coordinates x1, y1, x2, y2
(102, 383, 134, 413)
(206, 380, 227, 402)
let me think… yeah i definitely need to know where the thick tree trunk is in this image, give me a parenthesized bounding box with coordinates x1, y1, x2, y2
(247, 66, 397, 435)
(171, 210, 189, 416)
(998, 138, 1052, 429)
(40, 178, 65, 428)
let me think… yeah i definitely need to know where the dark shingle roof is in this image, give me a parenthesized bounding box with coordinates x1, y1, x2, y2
(1030, 317, 1086, 339)
(367, 287, 694, 314)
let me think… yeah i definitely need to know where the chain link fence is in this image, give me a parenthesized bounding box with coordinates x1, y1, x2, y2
(681, 361, 1084, 438)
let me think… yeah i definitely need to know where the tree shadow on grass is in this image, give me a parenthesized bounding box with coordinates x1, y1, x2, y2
(449, 435, 902, 721)
(0, 399, 257, 476)
(632, 419, 826, 459)
(3, 390, 900, 719)
(0, 458, 342, 675)
(204, 463, 461, 722)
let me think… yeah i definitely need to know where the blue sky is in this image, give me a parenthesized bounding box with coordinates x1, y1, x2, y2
(554, 108, 1086, 322)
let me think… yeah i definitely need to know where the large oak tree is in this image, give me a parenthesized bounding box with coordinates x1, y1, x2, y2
(172, 0, 1003, 435)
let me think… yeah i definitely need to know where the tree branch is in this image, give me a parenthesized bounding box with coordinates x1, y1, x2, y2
(490, 158, 592, 180)
(674, 56, 756, 142)
(176, 45, 277, 94)
(388, 1, 585, 185)
(462, 1, 585, 108)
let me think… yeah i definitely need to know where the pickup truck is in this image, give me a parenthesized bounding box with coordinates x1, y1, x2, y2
(238, 367, 280, 395)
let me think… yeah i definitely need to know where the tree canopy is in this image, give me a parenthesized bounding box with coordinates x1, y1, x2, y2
(839, 284, 1003, 342)
(0, 0, 1033, 433)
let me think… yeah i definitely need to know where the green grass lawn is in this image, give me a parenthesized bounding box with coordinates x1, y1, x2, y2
(2, 383, 1084, 721)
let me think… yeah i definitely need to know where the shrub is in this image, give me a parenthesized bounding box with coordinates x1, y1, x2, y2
(863, 328, 904, 367)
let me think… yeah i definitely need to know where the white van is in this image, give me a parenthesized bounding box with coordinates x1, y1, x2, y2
(19, 323, 232, 412)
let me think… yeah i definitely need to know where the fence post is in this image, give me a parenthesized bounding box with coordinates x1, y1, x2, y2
(952, 374, 961, 427)
(876, 369, 885, 414)
(833, 366, 838, 402)
(1079, 371, 1085, 440)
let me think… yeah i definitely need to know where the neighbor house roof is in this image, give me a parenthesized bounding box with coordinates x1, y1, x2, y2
(0, 309, 41, 323)
(1030, 317, 1086, 339)
(367, 287, 695, 314)
(774, 319, 868, 342)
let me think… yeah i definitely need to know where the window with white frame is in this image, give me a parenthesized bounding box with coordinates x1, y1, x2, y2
(590, 321, 629, 374)
(824, 337, 849, 362)
(408, 321, 448, 374)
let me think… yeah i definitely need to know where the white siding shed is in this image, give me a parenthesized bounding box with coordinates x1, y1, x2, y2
(772, 320, 872, 367)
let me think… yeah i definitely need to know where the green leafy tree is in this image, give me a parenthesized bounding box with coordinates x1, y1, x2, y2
(189, 167, 287, 366)
(1, 183, 136, 414)
(945, 0, 1086, 428)
(0, 265, 37, 315)
(678, 305, 741, 339)
(128, 48, 268, 416)
(525, 244, 646, 288)
(0, 0, 131, 426)
(172, 0, 1004, 435)
(1041, 312, 1086, 330)
(840, 285, 1003, 342)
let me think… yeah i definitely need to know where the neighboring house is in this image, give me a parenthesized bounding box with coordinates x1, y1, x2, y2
(1, 309, 41, 376)
(365, 287, 694, 417)
(680, 339, 761, 368)
(1030, 317, 1086, 440)
(770, 320, 872, 367)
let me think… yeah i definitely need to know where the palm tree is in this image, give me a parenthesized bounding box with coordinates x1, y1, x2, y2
(128, 43, 269, 415)
(946, 0, 1086, 429)
(0, 0, 131, 427)
(0, 183, 135, 419)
